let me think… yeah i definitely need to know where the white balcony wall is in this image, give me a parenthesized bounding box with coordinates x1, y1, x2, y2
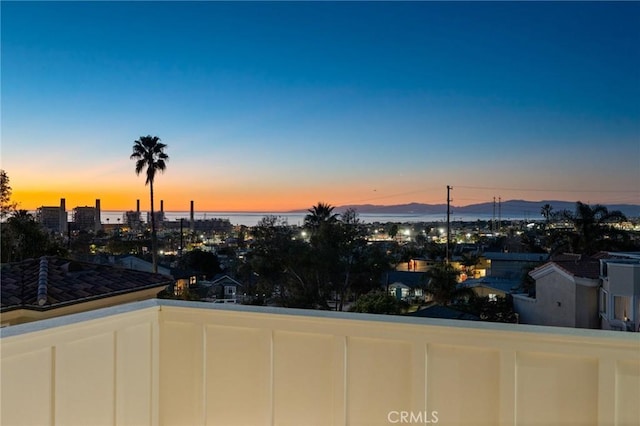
(1, 299, 639, 426)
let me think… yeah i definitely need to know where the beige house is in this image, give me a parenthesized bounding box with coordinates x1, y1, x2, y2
(513, 254, 600, 329)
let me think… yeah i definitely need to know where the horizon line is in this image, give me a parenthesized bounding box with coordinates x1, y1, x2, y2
(18, 198, 640, 213)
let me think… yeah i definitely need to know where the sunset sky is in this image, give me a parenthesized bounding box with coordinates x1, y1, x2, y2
(2, 1, 639, 212)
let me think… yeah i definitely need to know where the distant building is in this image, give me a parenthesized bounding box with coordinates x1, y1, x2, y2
(147, 210, 165, 227)
(37, 207, 64, 233)
(72, 199, 101, 232)
(73, 207, 97, 231)
(123, 210, 143, 230)
(483, 252, 549, 281)
(35, 198, 67, 234)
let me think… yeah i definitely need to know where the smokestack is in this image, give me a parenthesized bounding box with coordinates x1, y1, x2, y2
(160, 200, 164, 213)
(59, 198, 66, 234)
(95, 199, 101, 232)
(190, 200, 195, 231)
(136, 199, 140, 213)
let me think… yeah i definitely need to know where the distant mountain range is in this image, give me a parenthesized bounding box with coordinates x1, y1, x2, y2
(292, 200, 640, 219)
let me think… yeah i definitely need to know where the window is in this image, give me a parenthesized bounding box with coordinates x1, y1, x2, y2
(613, 295, 631, 321)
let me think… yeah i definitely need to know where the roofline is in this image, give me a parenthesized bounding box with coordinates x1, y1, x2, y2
(4, 299, 638, 345)
(0, 281, 172, 313)
(529, 262, 599, 287)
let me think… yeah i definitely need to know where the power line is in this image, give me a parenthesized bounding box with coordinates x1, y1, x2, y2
(455, 185, 638, 194)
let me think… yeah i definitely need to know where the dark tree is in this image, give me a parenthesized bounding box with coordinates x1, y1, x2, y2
(130, 135, 168, 273)
(178, 249, 221, 279)
(540, 203, 553, 229)
(350, 291, 406, 315)
(1, 210, 66, 262)
(425, 262, 474, 306)
(1, 169, 17, 219)
(553, 202, 628, 255)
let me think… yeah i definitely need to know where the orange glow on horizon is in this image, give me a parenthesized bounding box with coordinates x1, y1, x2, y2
(12, 186, 452, 213)
(11, 184, 634, 213)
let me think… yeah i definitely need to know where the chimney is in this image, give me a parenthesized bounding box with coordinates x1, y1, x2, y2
(161, 200, 164, 213)
(59, 198, 66, 234)
(190, 200, 195, 231)
(95, 199, 101, 231)
(136, 199, 140, 213)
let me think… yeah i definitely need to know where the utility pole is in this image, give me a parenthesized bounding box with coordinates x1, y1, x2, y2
(446, 185, 452, 263)
(492, 197, 496, 234)
(179, 218, 184, 256)
(498, 196, 502, 233)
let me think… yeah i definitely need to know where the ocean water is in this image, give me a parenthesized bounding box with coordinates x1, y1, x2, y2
(100, 211, 506, 227)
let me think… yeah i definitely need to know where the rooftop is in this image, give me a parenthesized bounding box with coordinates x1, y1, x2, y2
(1, 256, 172, 312)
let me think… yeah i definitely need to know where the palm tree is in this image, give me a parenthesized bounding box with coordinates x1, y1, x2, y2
(130, 135, 168, 273)
(561, 201, 627, 255)
(304, 202, 339, 232)
(540, 203, 553, 229)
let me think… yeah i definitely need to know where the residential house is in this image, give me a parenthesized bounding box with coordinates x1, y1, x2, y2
(483, 251, 549, 281)
(599, 253, 640, 332)
(460, 277, 522, 300)
(201, 275, 244, 301)
(114, 255, 172, 276)
(384, 271, 427, 301)
(513, 254, 600, 329)
(514, 252, 640, 332)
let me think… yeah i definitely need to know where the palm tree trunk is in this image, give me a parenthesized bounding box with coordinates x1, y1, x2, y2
(150, 181, 158, 273)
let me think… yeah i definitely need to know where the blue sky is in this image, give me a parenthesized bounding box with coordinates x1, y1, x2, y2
(2, 1, 639, 211)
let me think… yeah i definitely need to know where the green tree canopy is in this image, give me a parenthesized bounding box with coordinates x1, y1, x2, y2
(1, 210, 66, 262)
(350, 291, 406, 315)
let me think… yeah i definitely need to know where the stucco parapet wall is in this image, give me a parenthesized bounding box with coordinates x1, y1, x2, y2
(2, 298, 639, 348)
(512, 293, 537, 304)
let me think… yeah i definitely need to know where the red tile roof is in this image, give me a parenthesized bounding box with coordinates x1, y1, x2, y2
(548, 253, 601, 279)
(1, 256, 172, 311)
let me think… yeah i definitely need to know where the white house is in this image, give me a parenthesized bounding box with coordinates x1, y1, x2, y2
(598, 254, 640, 332)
